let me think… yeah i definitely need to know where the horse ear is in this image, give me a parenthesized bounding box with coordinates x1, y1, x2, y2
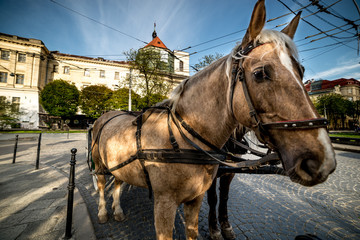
(241, 0, 266, 46)
(281, 11, 302, 39)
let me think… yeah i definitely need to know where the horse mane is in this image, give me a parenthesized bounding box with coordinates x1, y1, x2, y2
(231, 29, 299, 62)
(158, 29, 300, 112)
(157, 56, 229, 111)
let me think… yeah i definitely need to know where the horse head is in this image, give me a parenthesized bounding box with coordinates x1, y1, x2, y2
(231, 0, 336, 186)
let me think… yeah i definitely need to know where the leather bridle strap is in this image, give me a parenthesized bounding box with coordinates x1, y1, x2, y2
(232, 42, 329, 146)
(262, 118, 328, 130)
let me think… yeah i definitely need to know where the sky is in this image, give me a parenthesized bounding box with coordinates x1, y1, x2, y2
(1, 0, 359, 81)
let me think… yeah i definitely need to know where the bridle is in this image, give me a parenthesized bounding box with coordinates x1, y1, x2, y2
(230, 41, 328, 148)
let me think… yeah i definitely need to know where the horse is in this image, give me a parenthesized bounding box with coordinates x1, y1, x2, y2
(207, 126, 249, 240)
(91, 1, 336, 239)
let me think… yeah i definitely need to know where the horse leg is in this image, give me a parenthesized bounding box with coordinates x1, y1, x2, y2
(97, 174, 108, 223)
(153, 194, 178, 240)
(207, 179, 221, 240)
(184, 193, 205, 240)
(112, 178, 126, 221)
(219, 173, 236, 240)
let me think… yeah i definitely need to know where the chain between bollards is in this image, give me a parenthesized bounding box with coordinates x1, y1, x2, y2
(12, 135, 19, 164)
(65, 148, 77, 239)
(35, 132, 42, 169)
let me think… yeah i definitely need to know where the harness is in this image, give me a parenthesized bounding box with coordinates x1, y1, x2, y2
(230, 42, 328, 146)
(92, 41, 328, 198)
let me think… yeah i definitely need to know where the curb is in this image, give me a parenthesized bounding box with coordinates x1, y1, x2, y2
(72, 188, 96, 240)
(332, 145, 360, 154)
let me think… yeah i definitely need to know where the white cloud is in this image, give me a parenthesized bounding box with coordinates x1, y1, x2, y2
(310, 63, 360, 80)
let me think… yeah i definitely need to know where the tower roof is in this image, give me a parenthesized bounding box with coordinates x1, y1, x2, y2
(145, 36, 168, 49)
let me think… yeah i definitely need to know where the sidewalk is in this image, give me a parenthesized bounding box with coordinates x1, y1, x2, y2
(0, 133, 358, 240)
(332, 143, 360, 153)
(0, 133, 95, 240)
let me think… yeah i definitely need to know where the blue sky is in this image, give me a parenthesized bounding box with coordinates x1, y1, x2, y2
(1, 0, 359, 81)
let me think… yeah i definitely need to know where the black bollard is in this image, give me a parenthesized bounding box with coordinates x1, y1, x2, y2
(35, 132, 42, 169)
(12, 135, 19, 164)
(65, 148, 77, 239)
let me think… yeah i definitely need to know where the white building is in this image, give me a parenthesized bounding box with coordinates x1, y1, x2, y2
(0, 33, 50, 129)
(0, 31, 190, 129)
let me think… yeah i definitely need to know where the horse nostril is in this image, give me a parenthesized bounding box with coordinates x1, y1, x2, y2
(300, 158, 320, 177)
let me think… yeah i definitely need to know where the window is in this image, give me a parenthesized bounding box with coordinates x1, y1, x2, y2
(12, 97, 20, 112)
(53, 65, 58, 73)
(18, 53, 26, 62)
(179, 60, 184, 72)
(16, 74, 24, 84)
(0, 72, 7, 83)
(1, 50, 10, 60)
(84, 69, 90, 77)
(100, 70, 105, 78)
(114, 72, 119, 80)
(64, 66, 70, 74)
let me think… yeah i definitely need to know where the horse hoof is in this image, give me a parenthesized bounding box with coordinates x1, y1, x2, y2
(98, 214, 109, 223)
(221, 226, 236, 240)
(209, 229, 222, 240)
(114, 212, 126, 222)
(98, 215, 108, 223)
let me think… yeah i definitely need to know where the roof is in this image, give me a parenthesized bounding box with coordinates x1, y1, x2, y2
(305, 78, 360, 92)
(144, 36, 168, 49)
(52, 52, 129, 65)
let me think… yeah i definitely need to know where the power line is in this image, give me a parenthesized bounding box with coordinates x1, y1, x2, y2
(276, 0, 357, 51)
(301, 39, 356, 61)
(180, 29, 246, 51)
(299, 39, 354, 52)
(50, 0, 148, 44)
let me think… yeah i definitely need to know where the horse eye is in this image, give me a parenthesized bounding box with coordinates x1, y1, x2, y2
(253, 69, 270, 82)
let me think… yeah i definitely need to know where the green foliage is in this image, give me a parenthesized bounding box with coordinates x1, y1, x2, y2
(137, 93, 168, 110)
(0, 96, 22, 129)
(110, 88, 141, 111)
(40, 79, 79, 118)
(124, 48, 173, 108)
(315, 93, 355, 129)
(193, 53, 224, 71)
(79, 85, 112, 118)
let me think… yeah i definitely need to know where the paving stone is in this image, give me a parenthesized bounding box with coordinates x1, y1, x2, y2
(0, 224, 27, 239)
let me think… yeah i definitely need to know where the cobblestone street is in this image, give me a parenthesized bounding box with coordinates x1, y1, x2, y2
(1, 133, 359, 239)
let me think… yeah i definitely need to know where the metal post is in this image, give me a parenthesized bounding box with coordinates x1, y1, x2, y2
(12, 135, 18, 164)
(35, 132, 42, 169)
(129, 68, 132, 111)
(65, 148, 77, 239)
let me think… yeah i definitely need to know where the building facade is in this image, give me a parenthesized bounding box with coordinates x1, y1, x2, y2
(0, 33, 50, 129)
(304, 78, 360, 102)
(0, 31, 189, 129)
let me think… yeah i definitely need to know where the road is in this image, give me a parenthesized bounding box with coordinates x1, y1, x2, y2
(0, 133, 359, 239)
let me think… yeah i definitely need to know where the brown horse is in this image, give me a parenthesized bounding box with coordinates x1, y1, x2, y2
(91, 0, 336, 239)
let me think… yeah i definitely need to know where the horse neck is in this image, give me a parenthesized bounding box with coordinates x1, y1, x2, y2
(175, 57, 237, 148)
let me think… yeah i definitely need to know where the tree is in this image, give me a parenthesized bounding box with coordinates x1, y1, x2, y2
(193, 53, 224, 71)
(315, 93, 353, 129)
(79, 85, 112, 119)
(40, 79, 79, 118)
(124, 48, 173, 107)
(109, 88, 141, 111)
(137, 93, 168, 110)
(0, 96, 23, 129)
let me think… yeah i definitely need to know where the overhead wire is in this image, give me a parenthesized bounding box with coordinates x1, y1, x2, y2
(50, 0, 358, 73)
(50, 0, 148, 45)
(276, 0, 357, 51)
(290, 0, 356, 38)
